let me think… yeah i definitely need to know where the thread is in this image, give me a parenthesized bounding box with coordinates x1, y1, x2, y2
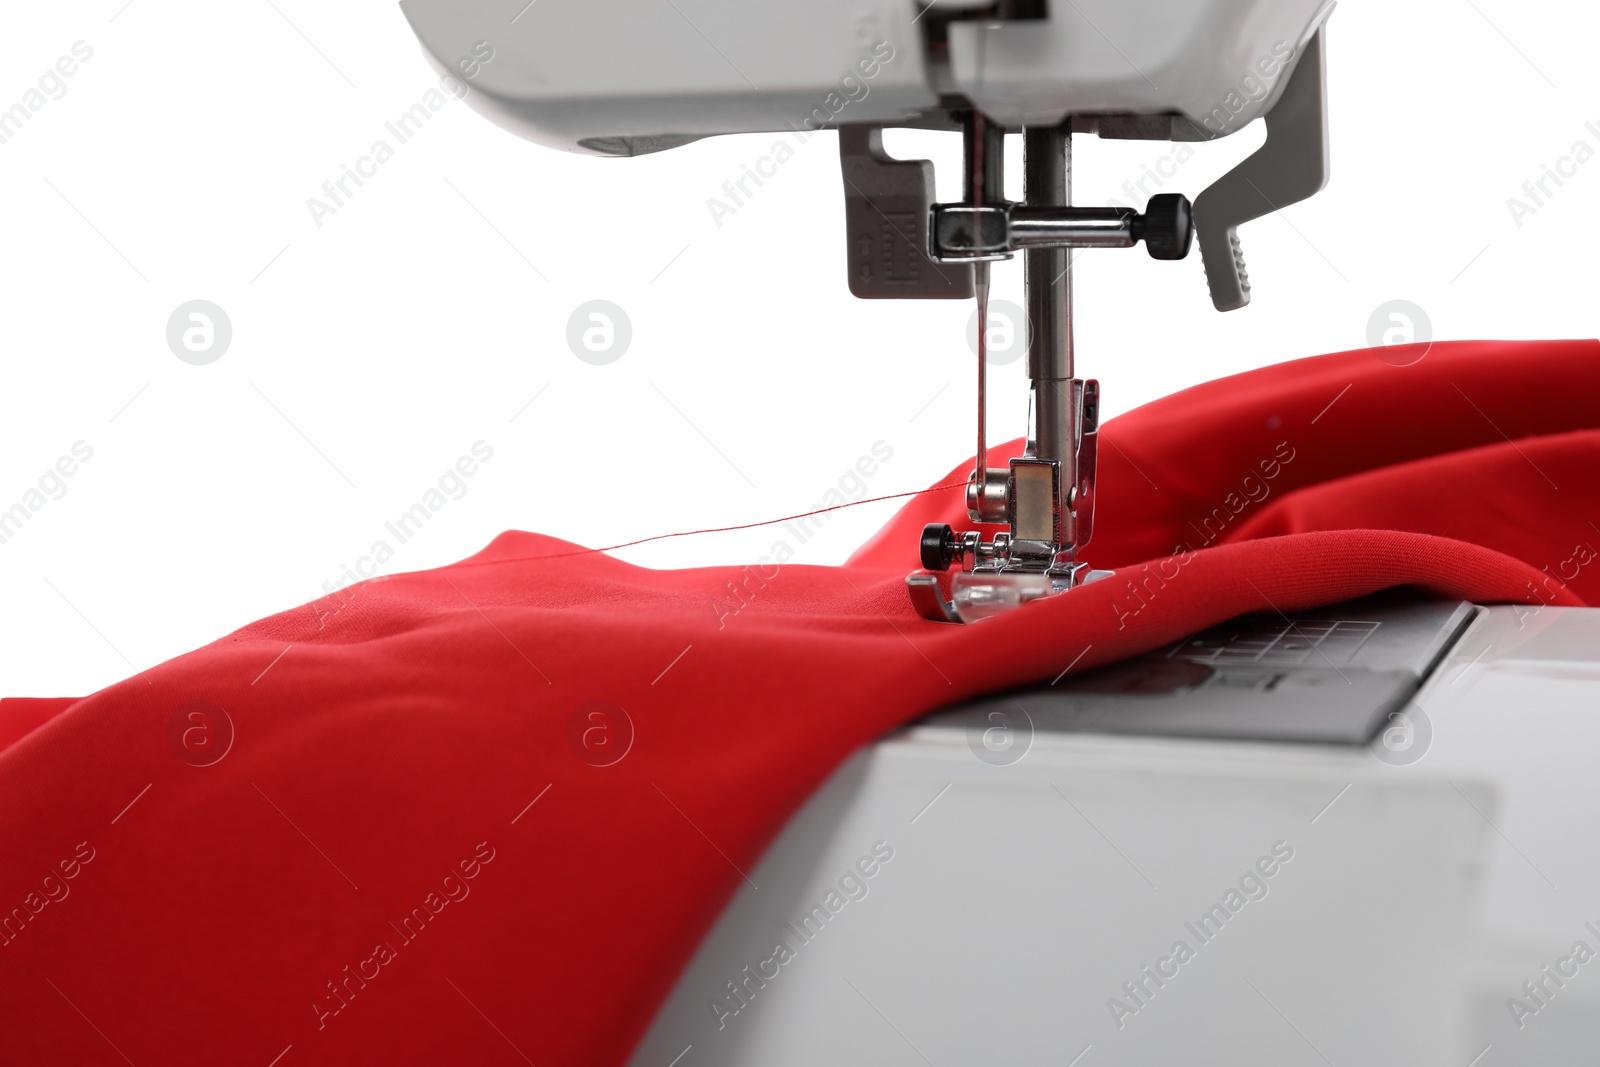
(526, 481, 968, 562)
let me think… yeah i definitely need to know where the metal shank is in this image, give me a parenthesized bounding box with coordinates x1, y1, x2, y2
(1024, 125, 1079, 549)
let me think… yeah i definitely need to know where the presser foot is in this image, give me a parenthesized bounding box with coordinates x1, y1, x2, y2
(906, 549, 1113, 624)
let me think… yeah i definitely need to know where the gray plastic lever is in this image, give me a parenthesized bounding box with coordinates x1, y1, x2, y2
(839, 126, 974, 300)
(1193, 27, 1329, 311)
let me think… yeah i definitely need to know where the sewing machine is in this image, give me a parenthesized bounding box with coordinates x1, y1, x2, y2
(396, 3, 1600, 1062)
(399, 0, 1335, 623)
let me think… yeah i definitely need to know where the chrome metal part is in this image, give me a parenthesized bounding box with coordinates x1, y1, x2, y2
(1010, 207, 1137, 249)
(1068, 378, 1100, 549)
(910, 118, 1118, 624)
(1024, 126, 1078, 554)
(929, 200, 1190, 260)
(905, 572, 961, 623)
(930, 205, 1014, 262)
(906, 560, 1115, 624)
(1008, 458, 1060, 544)
(975, 532, 1011, 563)
(965, 466, 1010, 525)
(901, 28, 1324, 623)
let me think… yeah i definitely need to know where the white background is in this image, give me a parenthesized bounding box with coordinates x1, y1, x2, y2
(1, 0, 1595, 698)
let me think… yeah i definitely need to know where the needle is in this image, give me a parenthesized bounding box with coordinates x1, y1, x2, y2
(969, 109, 991, 495)
(975, 260, 989, 482)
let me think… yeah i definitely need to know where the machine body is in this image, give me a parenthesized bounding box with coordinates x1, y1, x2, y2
(388, 12, 1600, 1063)
(624, 600, 1600, 1066)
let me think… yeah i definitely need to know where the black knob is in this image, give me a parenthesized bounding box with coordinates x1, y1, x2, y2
(1136, 193, 1193, 260)
(920, 523, 956, 571)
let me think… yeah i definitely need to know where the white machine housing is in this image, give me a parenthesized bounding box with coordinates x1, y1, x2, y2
(399, 0, 1335, 154)
(628, 603, 1600, 1066)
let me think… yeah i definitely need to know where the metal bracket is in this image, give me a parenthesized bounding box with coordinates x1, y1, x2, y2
(906, 572, 961, 623)
(1192, 27, 1329, 312)
(1070, 378, 1099, 549)
(930, 198, 1192, 261)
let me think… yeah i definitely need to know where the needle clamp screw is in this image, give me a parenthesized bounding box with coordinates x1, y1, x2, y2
(1134, 193, 1194, 260)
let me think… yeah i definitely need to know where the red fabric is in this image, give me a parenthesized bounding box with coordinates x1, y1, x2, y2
(0, 697, 78, 754)
(1225, 429, 1600, 602)
(1, 340, 1595, 1066)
